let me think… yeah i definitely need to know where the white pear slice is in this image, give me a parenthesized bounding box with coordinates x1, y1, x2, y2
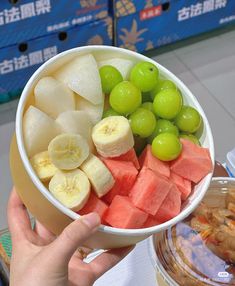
(56, 111, 94, 152)
(23, 106, 59, 157)
(34, 77, 75, 119)
(54, 54, 102, 105)
(76, 94, 104, 125)
(98, 58, 135, 80)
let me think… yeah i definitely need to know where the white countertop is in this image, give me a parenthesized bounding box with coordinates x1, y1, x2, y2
(85, 238, 157, 286)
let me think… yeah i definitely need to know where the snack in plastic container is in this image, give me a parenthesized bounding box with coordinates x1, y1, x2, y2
(149, 177, 235, 286)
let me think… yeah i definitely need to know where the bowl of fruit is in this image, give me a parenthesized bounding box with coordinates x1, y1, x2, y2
(11, 45, 215, 249)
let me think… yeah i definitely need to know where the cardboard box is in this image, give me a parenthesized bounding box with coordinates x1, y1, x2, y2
(0, 0, 108, 48)
(115, 0, 235, 53)
(0, 16, 112, 103)
(113, 0, 168, 17)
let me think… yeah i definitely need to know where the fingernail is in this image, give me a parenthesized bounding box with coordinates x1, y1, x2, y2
(82, 213, 100, 229)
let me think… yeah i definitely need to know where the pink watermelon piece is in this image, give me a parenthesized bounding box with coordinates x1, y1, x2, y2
(139, 145, 170, 178)
(170, 139, 213, 183)
(170, 171, 191, 200)
(104, 196, 148, 229)
(78, 192, 108, 224)
(102, 159, 138, 204)
(129, 167, 171, 216)
(111, 148, 140, 169)
(142, 216, 161, 228)
(154, 184, 181, 223)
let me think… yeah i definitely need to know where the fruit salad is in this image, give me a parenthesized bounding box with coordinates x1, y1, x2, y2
(23, 52, 213, 229)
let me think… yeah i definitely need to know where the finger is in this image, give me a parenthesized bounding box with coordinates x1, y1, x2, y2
(74, 246, 93, 260)
(49, 213, 100, 266)
(34, 220, 56, 243)
(7, 188, 32, 242)
(89, 245, 135, 279)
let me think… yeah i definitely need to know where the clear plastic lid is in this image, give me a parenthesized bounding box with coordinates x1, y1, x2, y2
(153, 178, 235, 286)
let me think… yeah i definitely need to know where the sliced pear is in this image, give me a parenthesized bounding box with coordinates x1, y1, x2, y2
(23, 106, 59, 157)
(54, 54, 102, 105)
(76, 94, 104, 125)
(98, 58, 135, 80)
(56, 111, 94, 152)
(34, 77, 75, 119)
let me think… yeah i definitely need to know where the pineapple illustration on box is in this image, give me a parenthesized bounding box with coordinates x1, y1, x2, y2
(87, 35, 104, 45)
(86, 16, 113, 45)
(116, 0, 136, 17)
(80, 0, 108, 19)
(80, 0, 99, 8)
(146, 40, 154, 51)
(119, 20, 147, 51)
(144, 0, 153, 9)
(104, 17, 113, 40)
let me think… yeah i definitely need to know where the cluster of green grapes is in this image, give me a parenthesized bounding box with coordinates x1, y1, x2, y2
(99, 61, 202, 161)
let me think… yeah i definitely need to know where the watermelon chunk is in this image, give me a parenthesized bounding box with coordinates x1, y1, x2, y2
(104, 196, 148, 229)
(129, 167, 171, 216)
(154, 184, 181, 223)
(171, 139, 213, 183)
(170, 171, 191, 200)
(111, 148, 140, 169)
(142, 216, 161, 228)
(139, 145, 170, 178)
(102, 159, 138, 204)
(78, 192, 108, 223)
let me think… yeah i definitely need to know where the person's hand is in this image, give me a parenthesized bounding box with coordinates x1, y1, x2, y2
(8, 189, 134, 286)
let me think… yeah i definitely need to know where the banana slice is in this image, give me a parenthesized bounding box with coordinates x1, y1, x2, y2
(49, 169, 90, 211)
(30, 151, 57, 182)
(80, 154, 115, 197)
(48, 133, 89, 170)
(92, 116, 134, 157)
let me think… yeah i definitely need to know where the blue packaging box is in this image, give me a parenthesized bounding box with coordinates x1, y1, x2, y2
(113, 0, 169, 17)
(116, 0, 235, 53)
(0, 0, 108, 48)
(0, 16, 112, 103)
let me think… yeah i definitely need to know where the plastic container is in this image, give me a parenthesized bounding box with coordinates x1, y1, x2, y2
(149, 177, 235, 286)
(11, 45, 215, 249)
(226, 149, 235, 177)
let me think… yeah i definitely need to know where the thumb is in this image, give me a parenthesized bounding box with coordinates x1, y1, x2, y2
(49, 213, 100, 266)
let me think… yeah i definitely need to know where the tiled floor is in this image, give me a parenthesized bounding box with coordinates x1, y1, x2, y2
(1, 28, 235, 229)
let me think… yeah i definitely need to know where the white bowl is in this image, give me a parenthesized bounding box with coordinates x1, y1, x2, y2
(14, 46, 215, 249)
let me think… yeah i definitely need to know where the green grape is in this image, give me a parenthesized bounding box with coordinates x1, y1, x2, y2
(103, 108, 119, 118)
(150, 79, 177, 101)
(142, 92, 152, 102)
(148, 119, 179, 143)
(129, 108, 157, 138)
(130, 61, 159, 92)
(110, 81, 142, 115)
(141, 102, 154, 112)
(99, 65, 123, 94)
(179, 133, 200, 145)
(152, 133, 182, 161)
(153, 89, 182, 120)
(175, 106, 201, 133)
